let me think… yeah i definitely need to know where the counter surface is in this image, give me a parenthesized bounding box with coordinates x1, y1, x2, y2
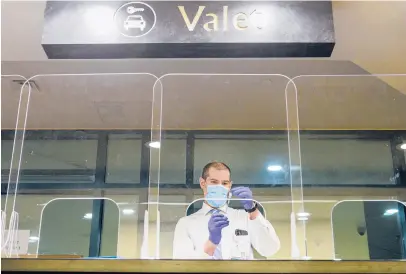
(2, 259, 406, 273)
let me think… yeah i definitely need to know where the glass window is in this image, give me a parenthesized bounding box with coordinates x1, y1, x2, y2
(332, 200, 406, 260)
(107, 134, 186, 185)
(39, 199, 93, 256)
(300, 138, 394, 185)
(100, 199, 120, 257)
(193, 136, 289, 185)
(1, 194, 47, 256)
(38, 198, 120, 257)
(1, 134, 97, 183)
(1, 194, 94, 257)
(106, 134, 142, 184)
(160, 139, 186, 184)
(106, 135, 186, 184)
(158, 195, 187, 259)
(102, 194, 142, 258)
(253, 198, 291, 259)
(193, 135, 394, 186)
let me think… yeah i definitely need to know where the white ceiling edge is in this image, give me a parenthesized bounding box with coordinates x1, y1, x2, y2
(1, 1, 406, 93)
(1, 1, 48, 61)
(0, 0, 385, 62)
(331, 1, 406, 93)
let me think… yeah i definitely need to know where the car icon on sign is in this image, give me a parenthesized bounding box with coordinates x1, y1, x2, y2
(124, 15, 146, 31)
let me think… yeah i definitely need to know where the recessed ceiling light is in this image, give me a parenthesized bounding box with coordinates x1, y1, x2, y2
(122, 209, 135, 215)
(83, 213, 92, 220)
(267, 165, 283, 172)
(383, 209, 398, 216)
(297, 212, 310, 218)
(146, 141, 161, 149)
(297, 216, 309, 221)
(29, 236, 39, 242)
(396, 143, 406, 150)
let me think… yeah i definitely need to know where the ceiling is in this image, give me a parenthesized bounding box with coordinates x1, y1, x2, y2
(2, 1, 406, 73)
(1, 1, 406, 130)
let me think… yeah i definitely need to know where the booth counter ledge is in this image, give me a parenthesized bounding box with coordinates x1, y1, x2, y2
(1, 259, 406, 273)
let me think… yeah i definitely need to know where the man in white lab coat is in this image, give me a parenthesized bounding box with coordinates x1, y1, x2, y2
(173, 161, 280, 260)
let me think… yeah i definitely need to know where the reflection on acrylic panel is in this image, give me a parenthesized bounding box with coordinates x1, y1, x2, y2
(39, 199, 119, 257)
(332, 200, 406, 260)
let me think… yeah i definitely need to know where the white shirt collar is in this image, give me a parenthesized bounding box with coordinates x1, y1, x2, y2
(201, 202, 228, 215)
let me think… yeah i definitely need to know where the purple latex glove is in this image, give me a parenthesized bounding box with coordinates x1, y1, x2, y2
(231, 186, 254, 210)
(208, 213, 229, 245)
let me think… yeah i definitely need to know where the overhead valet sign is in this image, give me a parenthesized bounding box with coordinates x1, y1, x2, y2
(42, 1, 335, 59)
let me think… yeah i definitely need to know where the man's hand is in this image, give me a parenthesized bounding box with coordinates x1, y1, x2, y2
(231, 186, 253, 210)
(205, 213, 229, 256)
(208, 213, 229, 245)
(231, 186, 259, 220)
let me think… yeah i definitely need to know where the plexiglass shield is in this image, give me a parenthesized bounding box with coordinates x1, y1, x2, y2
(148, 74, 304, 259)
(2, 72, 405, 262)
(1, 74, 29, 257)
(2, 73, 158, 258)
(291, 74, 406, 260)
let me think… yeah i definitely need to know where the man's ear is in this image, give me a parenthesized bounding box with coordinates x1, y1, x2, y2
(228, 181, 233, 198)
(199, 177, 205, 190)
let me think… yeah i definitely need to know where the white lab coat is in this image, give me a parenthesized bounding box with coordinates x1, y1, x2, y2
(173, 203, 280, 259)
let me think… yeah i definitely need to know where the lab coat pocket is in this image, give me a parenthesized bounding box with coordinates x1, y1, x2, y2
(231, 233, 251, 259)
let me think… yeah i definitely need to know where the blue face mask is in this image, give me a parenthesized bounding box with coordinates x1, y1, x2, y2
(205, 185, 230, 208)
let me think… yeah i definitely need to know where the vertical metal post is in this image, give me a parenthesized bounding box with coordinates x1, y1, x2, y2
(88, 199, 105, 257)
(138, 132, 151, 256)
(397, 202, 406, 259)
(186, 132, 195, 188)
(88, 132, 109, 257)
(140, 132, 151, 187)
(390, 135, 406, 186)
(95, 133, 109, 187)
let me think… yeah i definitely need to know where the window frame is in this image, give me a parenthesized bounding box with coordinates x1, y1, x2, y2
(2, 129, 405, 257)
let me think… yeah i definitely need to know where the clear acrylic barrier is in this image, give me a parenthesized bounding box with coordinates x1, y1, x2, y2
(3, 72, 404, 261)
(291, 74, 406, 260)
(38, 198, 119, 257)
(2, 73, 158, 258)
(150, 74, 304, 259)
(332, 200, 406, 260)
(1, 75, 29, 256)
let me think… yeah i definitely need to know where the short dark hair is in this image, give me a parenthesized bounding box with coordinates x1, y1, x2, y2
(201, 161, 231, 180)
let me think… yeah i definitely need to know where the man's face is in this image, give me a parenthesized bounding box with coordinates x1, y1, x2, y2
(200, 168, 232, 196)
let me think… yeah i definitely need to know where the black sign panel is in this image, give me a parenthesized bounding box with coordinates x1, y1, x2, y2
(42, 1, 335, 59)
